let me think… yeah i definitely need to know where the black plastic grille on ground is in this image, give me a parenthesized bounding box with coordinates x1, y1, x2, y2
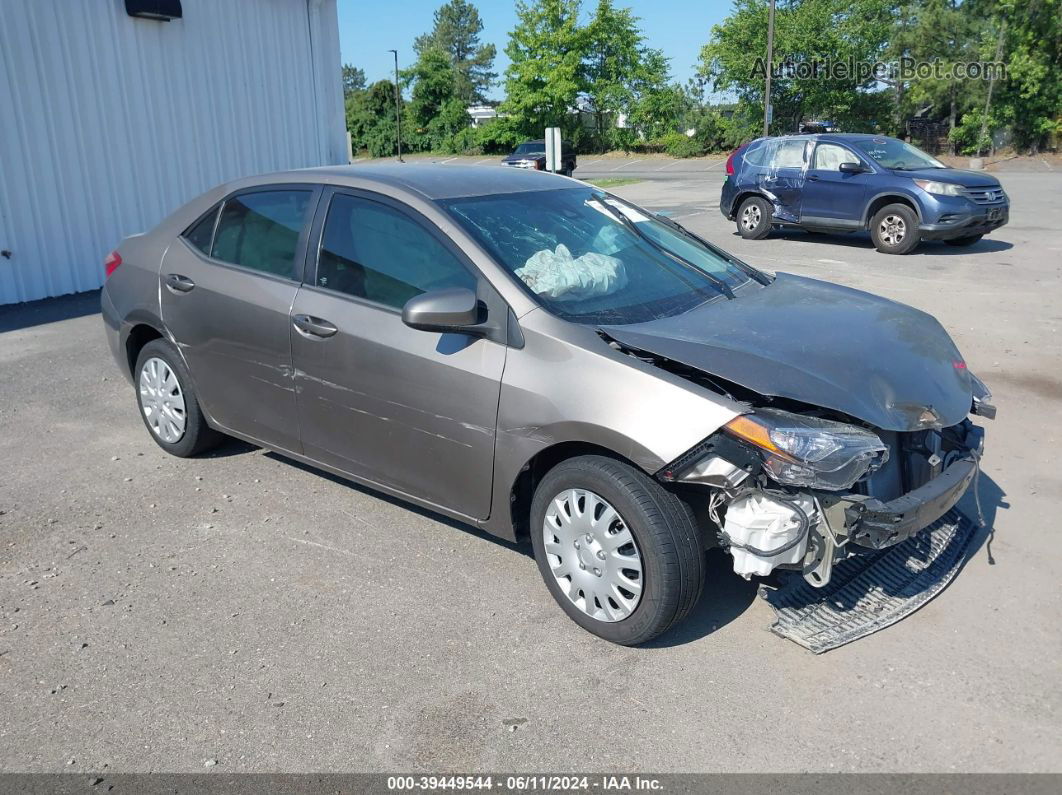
(759, 508, 978, 654)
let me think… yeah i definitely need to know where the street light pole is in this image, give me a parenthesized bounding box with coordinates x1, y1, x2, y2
(763, 0, 775, 137)
(387, 48, 403, 162)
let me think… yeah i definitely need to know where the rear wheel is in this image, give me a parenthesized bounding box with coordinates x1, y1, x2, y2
(134, 339, 222, 457)
(530, 456, 705, 645)
(944, 234, 983, 247)
(870, 203, 921, 254)
(736, 196, 772, 240)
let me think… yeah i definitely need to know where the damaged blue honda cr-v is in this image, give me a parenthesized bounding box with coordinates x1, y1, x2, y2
(720, 133, 1009, 254)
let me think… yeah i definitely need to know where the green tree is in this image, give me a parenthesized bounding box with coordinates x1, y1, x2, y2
(347, 80, 402, 157)
(414, 0, 497, 104)
(581, 0, 678, 146)
(887, 0, 986, 146)
(699, 0, 895, 136)
(341, 64, 366, 99)
(991, 0, 1061, 152)
(405, 47, 472, 150)
(500, 0, 586, 138)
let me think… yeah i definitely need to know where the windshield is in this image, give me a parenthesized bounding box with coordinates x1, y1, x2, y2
(512, 143, 545, 155)
(853, 138, 945, 170)
(441, 188, 756, 324)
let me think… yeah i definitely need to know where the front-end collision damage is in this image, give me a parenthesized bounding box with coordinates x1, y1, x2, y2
(657, 409, 990, 589)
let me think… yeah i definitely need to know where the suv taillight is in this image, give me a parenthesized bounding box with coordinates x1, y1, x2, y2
(104, 250, 122, 278)
(725, 147, 742, 176)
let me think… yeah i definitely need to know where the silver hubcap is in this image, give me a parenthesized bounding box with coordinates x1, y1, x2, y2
(543, 489, 643, 622)
(740, 204, 762, 230)
(879, 214, 906, 246)
(139, 357, 187, 444)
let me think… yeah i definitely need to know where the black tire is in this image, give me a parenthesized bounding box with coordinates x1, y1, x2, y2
(735, 196, 772, 240)
(944, 234, 983, 247)
(529, 455, 705, 645)
(870, 203, 921, 254)
(134, 339, 222, 457)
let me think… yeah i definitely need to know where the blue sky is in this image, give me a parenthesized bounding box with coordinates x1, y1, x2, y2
(337, 0, 732, 101)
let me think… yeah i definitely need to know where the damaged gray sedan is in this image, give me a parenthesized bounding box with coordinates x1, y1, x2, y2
(102, 165, 994, 645)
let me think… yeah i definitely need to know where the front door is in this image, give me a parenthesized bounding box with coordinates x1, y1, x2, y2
(159, 186, 317, 452)
(290, 189, 506, 519)
(800, 143, 869, 227)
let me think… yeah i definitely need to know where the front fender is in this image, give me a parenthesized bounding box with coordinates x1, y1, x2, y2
(479, 310, 743, 540)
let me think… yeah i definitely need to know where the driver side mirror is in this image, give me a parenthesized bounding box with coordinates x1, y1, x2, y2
(839, 161, 866, 174)
(402, 287, 484, 334)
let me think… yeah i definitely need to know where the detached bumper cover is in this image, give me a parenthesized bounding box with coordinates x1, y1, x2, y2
(844, 424, 984, 550)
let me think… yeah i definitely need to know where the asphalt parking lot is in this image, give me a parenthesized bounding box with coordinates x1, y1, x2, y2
(1, 163, 1060, 773)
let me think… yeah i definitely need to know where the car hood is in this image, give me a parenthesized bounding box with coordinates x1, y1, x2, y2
(892, 167, 1000, 187)
(601, 273, 974, 432)
(503, 153, 544, 162)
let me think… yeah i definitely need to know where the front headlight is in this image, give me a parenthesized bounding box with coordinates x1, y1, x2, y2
(723, 409, 888, 491)
(913, 179, 963, 197)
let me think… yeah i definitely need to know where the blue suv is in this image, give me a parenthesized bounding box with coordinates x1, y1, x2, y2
(720, 134, 1009, 254)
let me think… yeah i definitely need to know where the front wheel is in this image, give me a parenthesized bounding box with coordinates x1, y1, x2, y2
(944, 234, 983, 247)
(870, 203, 921, 254)
(530, 456, 705, 645)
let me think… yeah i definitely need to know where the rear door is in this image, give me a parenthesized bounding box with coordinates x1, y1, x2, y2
(160, 185, 318, 452)
(289, 188, 506, 519)
(799, 142, 870, 227)
(761, 138, 810, 222)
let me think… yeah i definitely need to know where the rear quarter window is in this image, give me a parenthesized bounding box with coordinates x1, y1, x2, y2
(182, 206, 219, 254)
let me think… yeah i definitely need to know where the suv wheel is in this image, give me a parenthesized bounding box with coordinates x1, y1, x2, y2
(944, 234, 983, 247)
(871, 203, 921, 254)
(134, 339, 222, 457)
(529, 456, 705, 645)
(736, 196, 772, 240)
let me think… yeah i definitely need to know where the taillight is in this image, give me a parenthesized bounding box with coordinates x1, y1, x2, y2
(104, 250, 122, 278)
(725, 148, 739, 176)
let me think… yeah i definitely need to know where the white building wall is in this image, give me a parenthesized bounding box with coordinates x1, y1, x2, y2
(0, 0, 346, 304)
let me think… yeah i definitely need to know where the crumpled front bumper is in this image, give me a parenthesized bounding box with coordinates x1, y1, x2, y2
(840, 424, 984, 550)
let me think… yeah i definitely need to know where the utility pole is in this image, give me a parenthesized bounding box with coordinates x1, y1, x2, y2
(388, 49, 404, 162)
(763, 0, 775, 137)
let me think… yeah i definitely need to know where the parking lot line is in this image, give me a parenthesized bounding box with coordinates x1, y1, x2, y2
(611, 159, 645, 171)
(584, 159, 603, 166)
(474, 157, 493, 164)
(440, 156, 460, 164)
(704, 160, 724, 170)
(655, 160, 685, 171)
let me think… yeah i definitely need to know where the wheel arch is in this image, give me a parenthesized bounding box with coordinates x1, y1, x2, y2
(730, 190, 770, 220)
(864, 193, 922, 227)
(124, 318, 165, 379)
(506, 440, 649, 544)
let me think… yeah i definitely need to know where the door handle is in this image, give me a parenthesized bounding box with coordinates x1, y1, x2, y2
(292, 314, 338, 339)
(807, 174, 821, 181)
(165, 273, 195, 293)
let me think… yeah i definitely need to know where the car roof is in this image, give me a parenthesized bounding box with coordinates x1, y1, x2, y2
(284, 163, 578, 200)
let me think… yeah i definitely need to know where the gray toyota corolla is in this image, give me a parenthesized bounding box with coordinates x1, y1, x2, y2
(101, 165, 994, 645)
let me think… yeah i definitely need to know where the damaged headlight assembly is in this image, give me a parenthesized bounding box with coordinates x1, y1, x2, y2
(721, 409, 888, 491)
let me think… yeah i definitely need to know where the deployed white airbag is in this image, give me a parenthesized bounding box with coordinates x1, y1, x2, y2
(515, 244, 627, 301)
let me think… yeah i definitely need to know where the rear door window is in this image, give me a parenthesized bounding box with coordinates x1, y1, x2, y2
(770, 140, 808, 169)
(211, 190, 313, 279)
